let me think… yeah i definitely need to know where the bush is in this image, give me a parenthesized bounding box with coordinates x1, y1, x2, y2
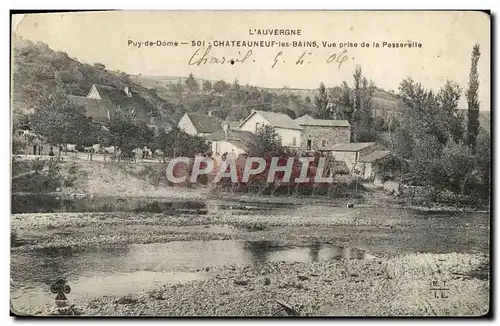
(11, 159, 62, 193)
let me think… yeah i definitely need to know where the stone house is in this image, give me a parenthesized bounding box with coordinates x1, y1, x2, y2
(329, 142, 376, 174)
(358, 150, 391, 180)
(294, 114, 350, 151)
(238, 110, 302, 148)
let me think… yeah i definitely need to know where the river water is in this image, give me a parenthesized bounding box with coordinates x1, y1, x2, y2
(10, 194, 490, 312)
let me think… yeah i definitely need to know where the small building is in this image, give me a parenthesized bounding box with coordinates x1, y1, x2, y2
(178, 112, 222, 137)
(67, 95, 109, 121)
(358, 150, 391, 180)
(294, 114, 350, 151)
(206, 123, 254, 156)
(329, 142, 376, 174)
(68, 84, 152, 121)
(238, 110, 302, 148)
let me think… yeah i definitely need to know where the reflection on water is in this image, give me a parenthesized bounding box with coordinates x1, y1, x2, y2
(11, 194, 291, 215)
(11, 194, 210, 214)
(11, 240, 369, 310)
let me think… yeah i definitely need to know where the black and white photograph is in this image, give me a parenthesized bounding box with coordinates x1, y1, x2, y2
(10, 10, 491, 317)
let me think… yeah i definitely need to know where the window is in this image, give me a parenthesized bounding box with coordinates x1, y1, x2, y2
(255, 122, 259, 132)
(292, 137, 297, 146)
(307, 139, 312, 150)
(322, 140, 327, 147)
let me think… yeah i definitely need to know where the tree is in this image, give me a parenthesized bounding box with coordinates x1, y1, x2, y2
(356, 78, 377, 141)
(13, 110, 31, 132)
(246, 125, 284, 158)
(314, 82, 329, 119)
(351, 65, 363, 141)
(231, 79, 241, 103)
(31, 91, 88, 157)
(137, 121, 156, 150)
(155, 126, 208, 158)
(329, 81, 353, 121)
(172, 79, 185, 101)
(202, 80, 212, 92)
(466, 44, 481, 154)
(213, 80, 228, 94)
(185, 73, 200, 93)
(397, 77, 448, 144)
(232, 78, 241, 92)
(105, 111, 142, 155)
(439, 141, 476, 195)
(437, 80, 464, 143)
(475, 131, 491, 198)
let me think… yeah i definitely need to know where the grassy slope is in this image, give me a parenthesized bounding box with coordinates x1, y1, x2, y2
(12, 36, 179, 124)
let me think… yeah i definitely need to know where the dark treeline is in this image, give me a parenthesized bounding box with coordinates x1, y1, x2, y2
(162, 73, 316, 121)
(14, 91, 209, 158)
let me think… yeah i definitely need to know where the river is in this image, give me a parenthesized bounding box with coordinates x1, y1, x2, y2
(10, 194, 490, 313)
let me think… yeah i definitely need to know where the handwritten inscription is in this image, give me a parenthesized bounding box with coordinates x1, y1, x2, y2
(189, 45, 253, 66)
(189, 46, 350, 69)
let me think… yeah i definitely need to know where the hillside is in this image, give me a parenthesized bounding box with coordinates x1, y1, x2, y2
(12, 38, 489, 132)
(133, 74, 404, 123)
(12, 36, 179, 124)
(131, 75, 318, 121)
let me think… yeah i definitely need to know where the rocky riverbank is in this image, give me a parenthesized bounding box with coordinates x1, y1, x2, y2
(11, 198, 489, 253)
(27, 252, 489, 317)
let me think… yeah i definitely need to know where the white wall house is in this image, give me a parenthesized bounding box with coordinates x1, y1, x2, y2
(238, 110, 302, 148)
(207, 123, 254, 156)
(178, 113, 198, 135)
(211, 140, 247, 156)
(177, 112, 222, 137)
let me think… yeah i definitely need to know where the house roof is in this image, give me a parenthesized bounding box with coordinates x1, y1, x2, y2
(295, 114, 350, 127)
(185, 113, 223, 134)
(93, 84, 151, 119)
(330, 142, 375, 152)
(206, 128, 255, 142)
(226, 139, 252, 153)
(68, 95, 108, 119)
(239, 110, 302, 130)
(226, 120, 241, 129)
(359, 150, 391, 163)
(207, 128, 255, 154)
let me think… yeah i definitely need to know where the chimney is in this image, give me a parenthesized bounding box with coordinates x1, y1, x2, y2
(222, 122, 229, 139)
(124, 86, 132, 97)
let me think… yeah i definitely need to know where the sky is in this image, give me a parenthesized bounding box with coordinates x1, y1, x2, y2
(12, 11, 490, 110)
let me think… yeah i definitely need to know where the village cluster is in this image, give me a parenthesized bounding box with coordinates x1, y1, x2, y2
(16, 83, 391, 181)
(179, 108, 390, 181)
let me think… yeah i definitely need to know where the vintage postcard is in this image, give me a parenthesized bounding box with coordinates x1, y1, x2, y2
(10, 10, 491, 317)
